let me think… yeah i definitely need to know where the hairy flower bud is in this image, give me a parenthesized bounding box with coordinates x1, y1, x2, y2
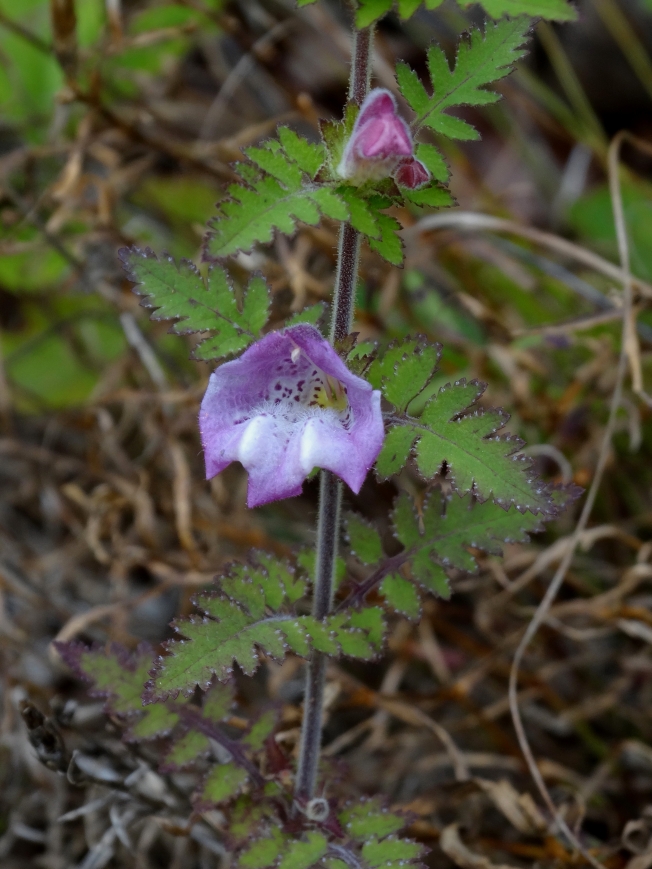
(337, 89, 413, 184)
(393, 156, 430, 190)
(199, 325, 384, 508)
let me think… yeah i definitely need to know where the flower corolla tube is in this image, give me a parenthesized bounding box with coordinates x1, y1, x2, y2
(338, 88, 414, 183)
(199, 324, 384, 508)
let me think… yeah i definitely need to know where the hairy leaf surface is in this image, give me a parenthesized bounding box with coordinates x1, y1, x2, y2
(355, 0, 575, 26)
(397, 19, 531, 142)
(148, 562, 384, 700)
(120, 247, 270, 361)
(379, 379, 557, 515)
(204, 132, 348, 260)
(393, 490, 550, 596)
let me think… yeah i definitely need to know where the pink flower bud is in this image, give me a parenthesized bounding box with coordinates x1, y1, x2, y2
(393, 156, 430, 190)
(338, 89, 413, 184)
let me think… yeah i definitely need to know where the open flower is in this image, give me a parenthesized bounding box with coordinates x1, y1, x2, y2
(199, 324, 384, 508)
(337, 88, 413, 184)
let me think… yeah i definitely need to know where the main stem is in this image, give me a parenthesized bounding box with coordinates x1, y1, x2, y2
(294, 23, 374, 806)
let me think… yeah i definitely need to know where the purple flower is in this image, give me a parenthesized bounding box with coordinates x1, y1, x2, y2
(394, 156, 430, 190)
(338, 89, 413, 184)
(199, 324, 384, 508)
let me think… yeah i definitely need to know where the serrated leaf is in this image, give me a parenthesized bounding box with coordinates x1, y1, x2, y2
(415, 143, 449, 183)
(461, 0, 577, 20)
(425, 112, 480, 141)
(404, 183, 454, 208)
(341, 799, 407, 840)
(387, 379, 556, 514)
(56, 643, 178, 740)
(239, 828, 287, 869)
(148, 563, 383, 699)
(375, 425, 417, 479)
(393, 489, 550, 596)
(367, 211, 403, 266)
(162, 729, 210, 769)
(278, 832, 328, 869)
(286, 302, 327, 329)
(362, 836, 425, 868)
(367, 337, 440, 412)
(197, 762, 248, 806)
(337, 186, 381, 239)
(355, 0, 393, 27)
(401, 19, 530, 144)
(120, 248, 270, 361)
(297, 548, 347, 590)
(243, 709, 277, 751)
(277, 127, 326, 177)
(203, 681, 236, 721)
(380, 573, 421, 618)
(346, 514, 383, 565)
(204, 129, 348, 262)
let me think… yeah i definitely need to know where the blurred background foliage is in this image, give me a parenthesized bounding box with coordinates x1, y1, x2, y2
(4, 1, 652, 867)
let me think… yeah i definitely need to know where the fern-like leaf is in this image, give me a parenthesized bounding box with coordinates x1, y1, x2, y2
(392, 489, 554, 597)
(120, 247, 270, 361)
(397, 18, 531, 140)
(378, 379, 559, 515)
(147, 561, 385, 700)
(355, 0, 575, 27)
(204, 131, 348, 260)
(56, 642, 180, 741)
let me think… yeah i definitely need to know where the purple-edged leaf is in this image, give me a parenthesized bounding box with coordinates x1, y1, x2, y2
(380, 379, 561, 515)
(56, 642, 178, 741)
(146, 561, 384, 701)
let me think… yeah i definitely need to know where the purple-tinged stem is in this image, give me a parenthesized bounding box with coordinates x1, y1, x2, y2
(294, 23, 374, 807)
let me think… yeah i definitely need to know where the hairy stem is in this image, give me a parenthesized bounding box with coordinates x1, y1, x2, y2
(294, 22, 374, 806)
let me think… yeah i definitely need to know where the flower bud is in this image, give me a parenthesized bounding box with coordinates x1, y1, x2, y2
(337, 89, 413, 184)
(393, 156, 430, 190)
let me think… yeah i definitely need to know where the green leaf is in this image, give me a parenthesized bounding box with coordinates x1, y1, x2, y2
(404, 184, 454, 208)
(346, 514, 383, 565)
(367, 337, 441, 412)
(401, 19, 531, 142)
(362, 837, 425, 868)
(277, 127, 326, 177)
(243, 709, 278, 751)
(204, 134, 346, 260)
(355, 0, 393, 27)
(380, 574, 421, 619)
(376, 425, 419, 479)
(278, 833, 328, 869)
(57, 643, 178, 741)
(337, 186, 381, 239)
(286, 302, 327, 329)
(239, 828, 287, 869)
(148, 563, 384, 699)
(461, 0, 577, 21)
(386, 379, 557, 514)
(396, 63, 431, 116)
(415, 143, 449, 183)
(197, 762, 248, 806)
(367, 211, 403, 266)
(340, 799, 406, 840)
(120, 248, 270, 361)
(393, 490, 550, 595)
(162, 729, 210, 769)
